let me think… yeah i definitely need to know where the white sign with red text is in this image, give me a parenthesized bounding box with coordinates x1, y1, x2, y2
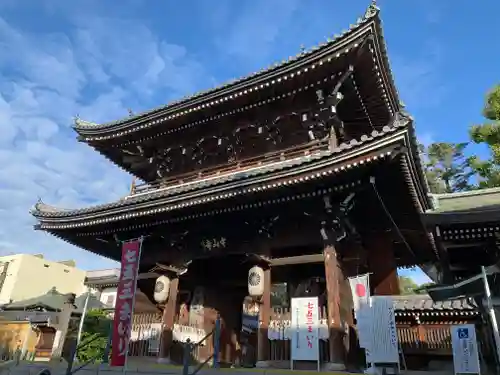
(290, 297, 320, 362)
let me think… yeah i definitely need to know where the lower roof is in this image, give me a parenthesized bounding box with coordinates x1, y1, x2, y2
(32, 112, 428, 231)
(423, 188, 500, 226)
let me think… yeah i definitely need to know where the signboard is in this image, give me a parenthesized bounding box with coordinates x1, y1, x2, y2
(451, 324, 480, 374)
(356, 304, 372, 350)
(369, 296, 399, 365)
(110, 239, 142, 367)
(290, 297, 320, 363)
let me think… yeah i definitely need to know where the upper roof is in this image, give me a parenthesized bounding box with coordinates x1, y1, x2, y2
(73, 2, 400, 140)
(423, 187, 500, 225)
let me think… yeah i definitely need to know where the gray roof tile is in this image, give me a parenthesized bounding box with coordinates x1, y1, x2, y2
(32, 116, 410, 219)
(392, 295, 475, 311)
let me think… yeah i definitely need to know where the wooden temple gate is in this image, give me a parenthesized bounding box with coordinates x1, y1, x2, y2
(31, 3, 441, 371)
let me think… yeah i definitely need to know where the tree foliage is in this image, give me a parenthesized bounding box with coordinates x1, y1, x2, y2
(398, 276, 433, 295)
(271, 283, 288, 307)
(399, 276, 419, 295)
(420, 142, 473, 193)
(468, 83, 500, 188)
(421, 83, 500, 192)
(76, 309, 112, 363)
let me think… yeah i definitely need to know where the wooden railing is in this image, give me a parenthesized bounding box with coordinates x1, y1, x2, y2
(267, 307, 461, 362)
(397, 325, 452, 355)
(131, 139, 331, 195)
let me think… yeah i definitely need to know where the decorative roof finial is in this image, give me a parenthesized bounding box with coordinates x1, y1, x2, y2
(128, 108, 134, 117)
(130, 177, 137, 195)
(73, 114, 81, 125)
(300, 44, 306, 53)
(364, 0, 380, 19)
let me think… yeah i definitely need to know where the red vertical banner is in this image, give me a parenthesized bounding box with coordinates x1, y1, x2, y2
(110, 239, 142, 367)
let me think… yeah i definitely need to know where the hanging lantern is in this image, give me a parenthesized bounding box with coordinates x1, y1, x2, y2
(153, 275, 170, 303)
(248, 266, 265, 298)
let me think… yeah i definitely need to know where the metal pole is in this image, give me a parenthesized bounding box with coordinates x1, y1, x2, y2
(481, 266, 500, 370)
(212, 315, 221, 369)
(76, 288, 91, 346)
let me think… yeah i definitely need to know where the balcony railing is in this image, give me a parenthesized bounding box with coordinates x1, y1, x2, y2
(130, 139, 331, 196)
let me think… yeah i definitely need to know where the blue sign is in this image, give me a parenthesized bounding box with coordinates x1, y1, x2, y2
(458, 328, 469, 339)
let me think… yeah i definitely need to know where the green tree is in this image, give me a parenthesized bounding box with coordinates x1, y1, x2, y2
(271, 283, 288, 307)
(76, 309, 112, 363)
(420, 142, 473, 193)
(399, 276, 420, 295)
(468, 83, 500, 188)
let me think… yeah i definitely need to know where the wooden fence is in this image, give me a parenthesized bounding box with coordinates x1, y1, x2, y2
(128, 313, 213, 363)
(129, 311, 468, 363)
(267, 307, 459, 362)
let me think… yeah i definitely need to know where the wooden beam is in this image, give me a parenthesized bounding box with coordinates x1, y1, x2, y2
(158, 277, 179, 363)
(443, 242, 487, 249)
(269, 253, 324, 266)
(150, 263, 188, 275)
(324, 245, 345, 367)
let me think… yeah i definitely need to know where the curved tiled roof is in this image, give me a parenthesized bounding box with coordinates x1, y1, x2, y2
(392, 295, 475, 312)
(423, 187, 500, 226)
(73, 2, 399, 136)
(32, 112, 411, 224)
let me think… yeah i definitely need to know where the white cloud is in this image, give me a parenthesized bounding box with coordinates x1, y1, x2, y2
(0, 9, 212, 269)
(392, 40, 447, 111)
(212, 0, 301, 64)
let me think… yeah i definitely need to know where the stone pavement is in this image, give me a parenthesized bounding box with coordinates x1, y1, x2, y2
(0, 361, 458, 375)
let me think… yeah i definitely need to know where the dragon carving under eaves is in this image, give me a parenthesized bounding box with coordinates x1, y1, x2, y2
(303, 193, 359, 246)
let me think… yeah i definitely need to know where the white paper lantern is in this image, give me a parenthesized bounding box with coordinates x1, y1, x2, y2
(248, 266, 265, 297)
(153, 275, 170, 303)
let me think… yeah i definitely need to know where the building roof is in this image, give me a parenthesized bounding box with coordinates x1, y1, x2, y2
(3, 288, 75, 312)
(85, 269, 120, 287)
(392, 294, 475, 312)
(423, 187, 500, 225)
(73, 2, 398, 140)
(31, 113, 418, 230)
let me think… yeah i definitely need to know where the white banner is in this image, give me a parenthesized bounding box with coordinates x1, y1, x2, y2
(451, 324, 480, 374)
(348, 274, 370, 313)
(290, 297, 320, 362)
(369, 296, 399, 364)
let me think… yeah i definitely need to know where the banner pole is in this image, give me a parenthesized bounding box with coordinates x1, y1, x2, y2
(481, 266, 500, 371)
(122, 236, 144, 374)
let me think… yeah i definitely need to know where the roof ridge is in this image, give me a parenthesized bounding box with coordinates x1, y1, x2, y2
(433, 187, 500, 200)
(73, 3, 381, 131)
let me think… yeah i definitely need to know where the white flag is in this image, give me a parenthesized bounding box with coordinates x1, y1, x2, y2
(348, 273, 370, 312)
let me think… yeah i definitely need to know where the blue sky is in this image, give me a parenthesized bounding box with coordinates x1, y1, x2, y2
(0, 0, 498, 285)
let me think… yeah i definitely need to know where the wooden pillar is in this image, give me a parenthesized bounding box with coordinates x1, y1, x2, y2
(158, 277, 179, 363)
(367, 235, 400, 295)
(256, 267, 271, 367)
(323, 245, 346, 370)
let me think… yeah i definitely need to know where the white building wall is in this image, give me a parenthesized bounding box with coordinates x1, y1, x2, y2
(99, 287, 118, 308)
(0, 254, 87, 304)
